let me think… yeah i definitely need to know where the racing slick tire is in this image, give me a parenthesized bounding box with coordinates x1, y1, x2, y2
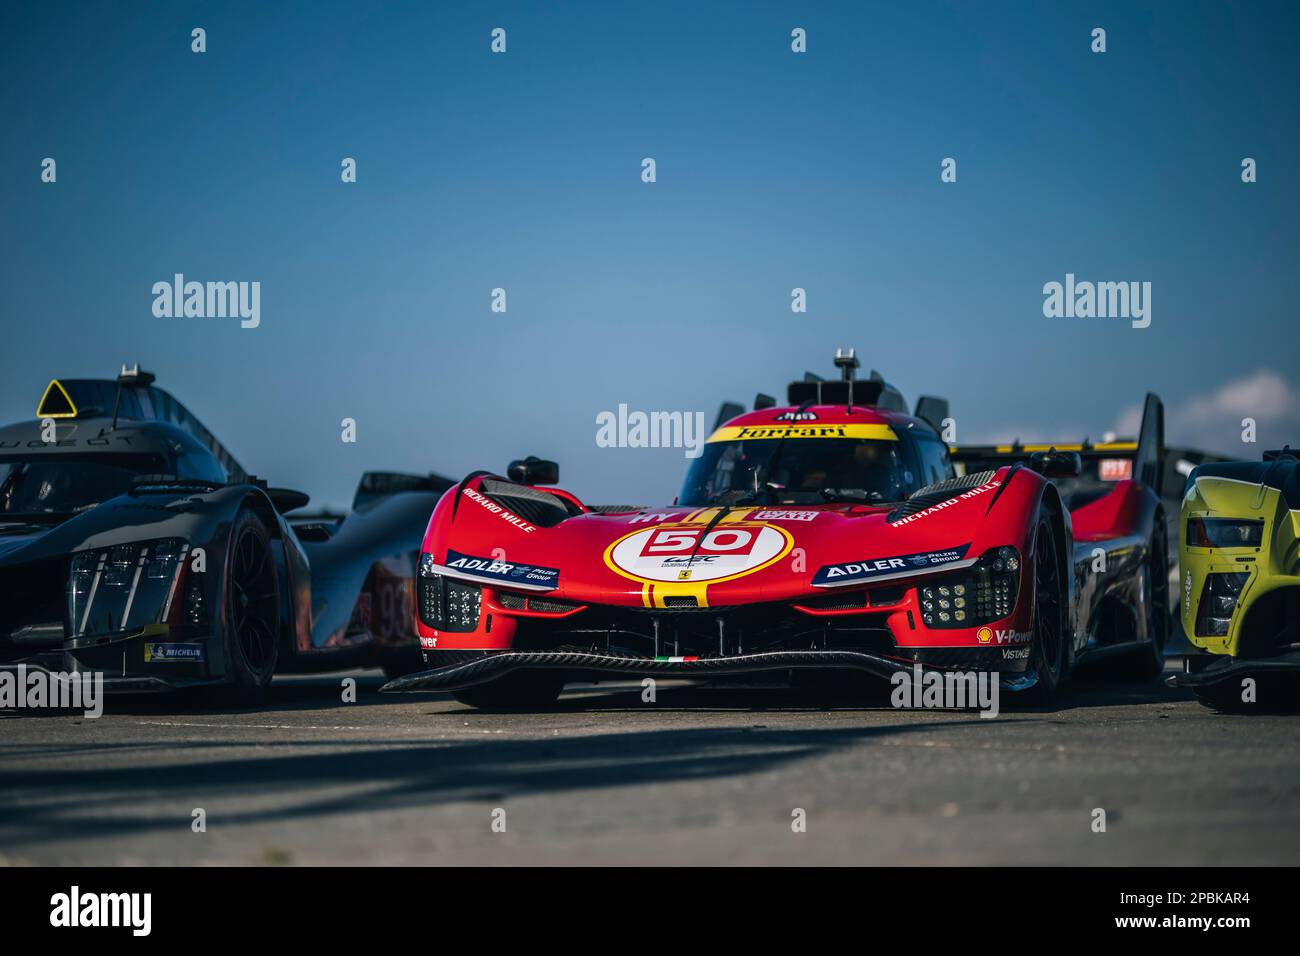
(451, 671, 567, 710)
(221, 506, 280, 704)
(1021, 514, 1068, 705)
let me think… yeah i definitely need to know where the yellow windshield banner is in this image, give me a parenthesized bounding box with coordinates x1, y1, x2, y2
(707, 423, 897, 443)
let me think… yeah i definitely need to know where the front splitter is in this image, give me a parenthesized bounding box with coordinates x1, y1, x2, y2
(381, 648, 1038, 694)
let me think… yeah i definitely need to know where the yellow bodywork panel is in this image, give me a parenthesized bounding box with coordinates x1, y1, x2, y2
(1180, 476, 1300, 657)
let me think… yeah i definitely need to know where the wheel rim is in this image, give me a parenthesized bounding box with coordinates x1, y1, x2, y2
(231, 524, 277, 673)
(1034, 525, 1063, 676)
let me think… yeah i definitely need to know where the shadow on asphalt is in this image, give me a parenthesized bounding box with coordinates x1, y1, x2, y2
(0, 671, 413, 718)
(540, 677, 1200, 714)
(1, 666, 1203, 718)
(0, 716, 1021, 847)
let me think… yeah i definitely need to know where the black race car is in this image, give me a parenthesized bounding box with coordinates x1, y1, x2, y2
(0, 365, 452, 700)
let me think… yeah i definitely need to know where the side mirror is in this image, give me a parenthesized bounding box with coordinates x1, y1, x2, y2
(267, 487, 311, 514)
(1028, 450, 1082, 479)
(507, 456, 559, 486)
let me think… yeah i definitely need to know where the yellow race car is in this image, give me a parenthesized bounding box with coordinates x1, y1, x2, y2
(1172, 447, 1300, 709)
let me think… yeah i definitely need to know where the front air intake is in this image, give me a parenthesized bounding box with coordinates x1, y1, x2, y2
(479, 479, 574, 528)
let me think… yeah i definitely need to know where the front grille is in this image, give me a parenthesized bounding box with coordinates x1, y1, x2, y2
(418, 574, 482, 632)
(494, 592, 580, 614)
(662, 596, 699, 608)
(511, 601, 895, 659)
(870, 586, 906, 607)
(800, 592, 868, 611)
(527, 597, 581, 614)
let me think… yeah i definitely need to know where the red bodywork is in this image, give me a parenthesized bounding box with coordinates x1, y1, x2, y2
(407, 403, 1161, 688)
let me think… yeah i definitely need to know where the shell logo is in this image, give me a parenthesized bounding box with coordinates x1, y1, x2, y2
(976, 626, 993, 644)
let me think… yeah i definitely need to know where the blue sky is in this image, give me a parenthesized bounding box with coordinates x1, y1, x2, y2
(2, 1, 1297, 509)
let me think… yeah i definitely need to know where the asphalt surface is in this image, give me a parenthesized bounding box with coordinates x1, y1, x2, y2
(1, 664, 1298, 866)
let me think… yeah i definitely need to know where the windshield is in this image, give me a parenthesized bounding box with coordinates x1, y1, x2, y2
(0, 454, 168, 516)
(679, 438, 916, 506)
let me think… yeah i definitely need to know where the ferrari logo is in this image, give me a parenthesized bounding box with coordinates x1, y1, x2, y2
(677, 569, 693, 580)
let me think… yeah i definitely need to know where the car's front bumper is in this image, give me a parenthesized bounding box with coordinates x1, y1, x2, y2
(1167, 650, 1300, 689)
(381, 646, 1038, 694)
(0, 661, 224, 693)
(0, 623, 225, 692)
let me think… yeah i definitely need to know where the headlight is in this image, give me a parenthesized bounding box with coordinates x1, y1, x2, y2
(68, 538, 190, 637)
(419, 551, 436, 577)
(1195, 572, 1250, 636)
(919, 546, 1020, 629)
(417, 571, 482, 632)
(1187, 517, 1264, 549)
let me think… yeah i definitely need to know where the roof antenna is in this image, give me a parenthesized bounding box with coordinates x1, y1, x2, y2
(110, 363, 154, 431)
(833, 347, 859, 410)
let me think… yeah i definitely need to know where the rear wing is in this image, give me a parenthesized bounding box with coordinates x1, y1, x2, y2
(950, 393, 1165, 492)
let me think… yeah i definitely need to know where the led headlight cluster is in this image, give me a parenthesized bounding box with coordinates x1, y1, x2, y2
(1186, 517, 1264, 549)
(919, 546, 1020, 629)
(68, 538, 190, 637)
(1195, 572, 1250, 637)
(417, 553, 482, 633)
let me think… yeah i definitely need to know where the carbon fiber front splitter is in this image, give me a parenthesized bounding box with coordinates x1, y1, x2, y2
(0, 662, 223, 693)
(379, 648, 1035, 693)
(1167, 651, 1300, 689)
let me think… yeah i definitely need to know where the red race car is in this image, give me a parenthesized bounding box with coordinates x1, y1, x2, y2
(384, 351, 1169, 708)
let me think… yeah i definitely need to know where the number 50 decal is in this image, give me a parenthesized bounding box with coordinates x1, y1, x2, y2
(641, 528, 759, 557)
(608, 523, 792, 583)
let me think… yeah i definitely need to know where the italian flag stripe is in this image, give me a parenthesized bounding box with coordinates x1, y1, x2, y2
(654, 656, 699, 663)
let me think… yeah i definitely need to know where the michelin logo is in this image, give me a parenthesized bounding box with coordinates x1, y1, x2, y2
(813, 545, 970, 586)
(143, 643, 204, 662)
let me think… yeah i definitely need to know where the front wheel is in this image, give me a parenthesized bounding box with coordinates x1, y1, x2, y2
(1021, 515, 1068, 705)
(452, 671, 566, 710)
(221, 507, 280, 704)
